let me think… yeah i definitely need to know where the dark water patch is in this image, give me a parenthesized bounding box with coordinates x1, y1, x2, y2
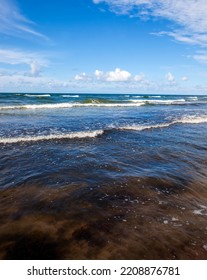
(1, 174, 207, 259)
(2, 233, 60, 260)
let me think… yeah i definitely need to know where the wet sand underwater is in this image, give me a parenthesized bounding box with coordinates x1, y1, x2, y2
(0, 175, 207, 259)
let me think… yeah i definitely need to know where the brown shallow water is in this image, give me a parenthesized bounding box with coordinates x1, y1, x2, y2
(0, 176, 207, 260)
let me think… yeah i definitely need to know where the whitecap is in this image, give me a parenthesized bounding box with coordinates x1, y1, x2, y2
(131, 99, 186, 104)
(0, 130, 104, 144)
(25, 94, 51, 97)
(0, 102, 145, 110)
(119, 123, 173, 131)
(119, 115, 207, 131)
(62, 95, 79, 98)
(187, 96, 198, 101)
(178, 115, 207, 124)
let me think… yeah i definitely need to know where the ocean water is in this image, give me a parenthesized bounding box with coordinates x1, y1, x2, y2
(0, 93, 207, 259)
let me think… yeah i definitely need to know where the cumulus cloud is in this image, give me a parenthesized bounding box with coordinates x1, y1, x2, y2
(93, 0, 207, 46)
(0, 69, 204, 94)
(94, 69, 104, 80)
(106, 68, 131, 81)
(94, 68, 131, 82)
(166, 72, 175, 82)
(0, 0, 47, 39)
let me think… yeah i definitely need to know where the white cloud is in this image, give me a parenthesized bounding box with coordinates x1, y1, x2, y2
(29, 61, 42, 77)
(134, 73, 144, 82)
(0, 48, 48, 77)
(94, 68, 131, 82)
(0, 70, 205, 94)
(166, 72, 175, 82)
(93, 0, 207, 46)
(0, 49, 48, 66)
(191, 52, 207, 64)
(181, 76, 188, 81)
(0, 0, 46, 39)
(94, 69, 104, 80)
(74, 72, 91, 81)
(106, 68, 131, 81)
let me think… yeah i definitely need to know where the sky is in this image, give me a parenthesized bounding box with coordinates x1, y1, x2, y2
(0, 0, 207, 94)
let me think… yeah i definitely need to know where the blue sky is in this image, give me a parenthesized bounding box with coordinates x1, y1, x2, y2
(0, 0, 207, 94)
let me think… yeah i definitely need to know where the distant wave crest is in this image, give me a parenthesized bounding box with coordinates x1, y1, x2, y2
(62, 95, 79, 98)
(25, 94, 51, 98)
(1, 97, 206, 110)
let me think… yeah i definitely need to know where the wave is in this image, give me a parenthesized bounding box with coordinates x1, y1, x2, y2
(0, 130, 104, 144)
(0, 98, 206, 111)
(119, 115, 207, 131)
(119, 123, 173, 131)
(178, 115, 207, 124)
(0, 102, 145, 110)
(130, 99, 186, 104)
(24, 94, 51, 98)
(151, 96, 161, 98)
(187, 97, 198, 101)
(1, 115, 207, 144)
(62, 95, 79, 98)
(0, 103, 74, 110)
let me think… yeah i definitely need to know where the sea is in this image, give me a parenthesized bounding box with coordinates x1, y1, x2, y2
(0, 93, 207, 259)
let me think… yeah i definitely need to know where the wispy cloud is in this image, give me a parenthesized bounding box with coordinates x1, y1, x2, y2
(0, 48, 49, 76)
(181, 76, 188, 81)
(93, 0, 207, 46)
(0, 49, 48, 65)
(191, 51, 207, 64)
(0, 0, 47, 39)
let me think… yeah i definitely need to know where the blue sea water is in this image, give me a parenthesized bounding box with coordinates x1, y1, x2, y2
(0, 93, 207, 259)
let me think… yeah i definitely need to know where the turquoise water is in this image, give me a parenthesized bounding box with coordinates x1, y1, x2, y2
(0, 93, 207, 259)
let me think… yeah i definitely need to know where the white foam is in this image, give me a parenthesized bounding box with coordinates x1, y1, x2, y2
(119, 115, 207, 131)
(82, 103, 145, 107)
(130, 99, 186, 104)
(0, 102, 145, 110)
(62, 95, 79, 98)
(0, 130, 104, 144)
(25, 94, 51, 97)
(120, 123, 173, 131)
(0, 103, 74, 110)
(177, 116, 207, 124)
(187, 96, 198, 101)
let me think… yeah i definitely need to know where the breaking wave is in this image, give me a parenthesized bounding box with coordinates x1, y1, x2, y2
(1, 115, 207, 144)
(130, 99, 186, 104)
(0, 130, 104, 144)
(1, 97, 207, 111)
(119, 115, 207, 131)
(62, 95, 79, 98)
(24, 94, 51, 98)
(0, 102, 145, 110)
